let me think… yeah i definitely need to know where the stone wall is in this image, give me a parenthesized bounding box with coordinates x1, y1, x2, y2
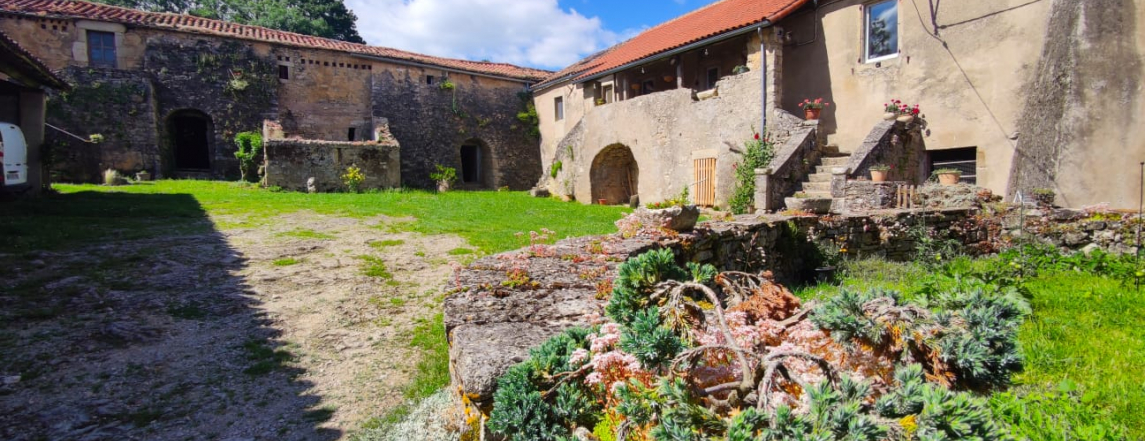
(45, 67, 157, 183)
(840, 119, 927, 187)
(370, 67, 540, 190)
(3, 14, 541, 188)
(263, 138, 400, 192)
(755, 121, 820, 211)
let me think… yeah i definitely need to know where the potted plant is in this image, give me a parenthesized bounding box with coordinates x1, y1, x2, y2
(1032, 188, 1056, 206)
(897, 103, 921, 123)
(801, 98, 829, 120)
(883, 100, 901, 120)
(430, 165, 457, 192)
(869, 164, 891, 182)
(933, 168, 962, 186)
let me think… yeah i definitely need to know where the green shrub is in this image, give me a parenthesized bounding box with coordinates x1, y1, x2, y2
(728, 133, 774, 214)
(342, 165, 366, 193)
(233, 131, 263, 183)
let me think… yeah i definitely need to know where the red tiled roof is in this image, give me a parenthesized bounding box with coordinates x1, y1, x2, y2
(536, 0, 809, 89)
(0, 0, 551, 81)
(0, 28, 68, 89)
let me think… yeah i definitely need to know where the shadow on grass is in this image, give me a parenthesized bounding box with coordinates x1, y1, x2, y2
(0, 191, 340, 440)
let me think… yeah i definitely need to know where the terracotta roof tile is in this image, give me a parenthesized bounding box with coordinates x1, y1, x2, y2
(537, 0, 809, 89)
(0, 0, 551, 81)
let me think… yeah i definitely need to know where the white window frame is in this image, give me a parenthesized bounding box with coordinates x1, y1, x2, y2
(705, 67, 720, 90)
(554, 96, 564, 121)
(864, 0, 900, 63)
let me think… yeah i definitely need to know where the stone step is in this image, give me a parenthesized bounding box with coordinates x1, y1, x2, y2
(820, 156, 851, 166)
(796, 191, 833, 199)
(813, 165, 843, 174)
(801, 181, 831, 193)
(819, 144, 841, 156)
(807, 173, 832, 182)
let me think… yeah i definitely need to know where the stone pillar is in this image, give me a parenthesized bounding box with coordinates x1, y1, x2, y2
(762, 30, 783, 133)
(755, 168, 772, 213)
(830, 167, 849, 198)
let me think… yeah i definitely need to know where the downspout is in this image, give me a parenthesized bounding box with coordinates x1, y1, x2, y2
(758, 26, 767, 133)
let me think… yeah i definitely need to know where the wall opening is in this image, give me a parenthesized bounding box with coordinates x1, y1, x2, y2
(458, 138, 493, 188)
(168, 109, 212, 170)
(928, 147, 977, 185)
(590, 144, 639, 205)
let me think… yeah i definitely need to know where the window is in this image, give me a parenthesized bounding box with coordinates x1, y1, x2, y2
(864, 0, 899, 62)
(86, 30, 116, 68)
(705, 67, 720, 90)
(601, 85, 613, 105)
(641, 79, 655, 95)
(278, 65, 289, 80)
(554, 97, 564, 121)
(929, 147, 977, 184)
(348, 127, 356, 141)
(426, 75, 435, 85)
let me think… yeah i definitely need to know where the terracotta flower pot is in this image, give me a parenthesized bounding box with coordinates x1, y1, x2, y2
(937, 172, 961, 186)
(870, 170, 888, 182)
(804, 108, 822, 120)
(598, 198, 608, 205)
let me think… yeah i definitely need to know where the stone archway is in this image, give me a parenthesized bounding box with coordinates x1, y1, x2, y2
(167, 109, 213, 171)
(590, 144, 638, 205)
(458, 138, 493, 189)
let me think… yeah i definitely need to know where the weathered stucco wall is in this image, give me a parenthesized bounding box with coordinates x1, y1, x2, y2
(781, 0, 1052, 199)
(542, 71, 764, 207)
(370, 66, 540, 190)
(1007, 0, 1145, 209)
(533, 32, 786, 207)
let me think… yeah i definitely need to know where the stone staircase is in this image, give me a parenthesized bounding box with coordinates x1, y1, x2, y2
(797, 146, 850, 199)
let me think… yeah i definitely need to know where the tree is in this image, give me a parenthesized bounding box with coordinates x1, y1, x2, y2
(91, 0, 365, 44)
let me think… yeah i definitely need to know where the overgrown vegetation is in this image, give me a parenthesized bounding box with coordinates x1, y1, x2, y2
(795, 246, 1142, 440)
(728, 132, 775, 214)
(488, 247, 1036, 440)
(342, 165, 366, 193)
(233, 131, 263, 183)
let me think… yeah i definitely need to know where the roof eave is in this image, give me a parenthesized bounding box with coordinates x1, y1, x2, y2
(570, 20, 772, 86)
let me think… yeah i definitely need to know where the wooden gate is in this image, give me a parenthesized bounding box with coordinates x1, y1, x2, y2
(693, 158, 716, 207)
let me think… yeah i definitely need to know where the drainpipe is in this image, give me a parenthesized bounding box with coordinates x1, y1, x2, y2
(758, 26, 767, 133)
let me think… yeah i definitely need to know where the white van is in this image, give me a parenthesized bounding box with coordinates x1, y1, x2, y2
(0, 123, 28, 187)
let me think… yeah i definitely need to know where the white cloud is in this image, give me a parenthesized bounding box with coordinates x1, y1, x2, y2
(345, 0, 627, 69)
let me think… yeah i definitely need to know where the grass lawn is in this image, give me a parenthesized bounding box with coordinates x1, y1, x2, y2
(796, 258, 1144, 440)
(0, 180, 631, 254)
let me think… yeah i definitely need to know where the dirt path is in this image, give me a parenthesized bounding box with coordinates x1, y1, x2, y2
(0, 211, 467, 440)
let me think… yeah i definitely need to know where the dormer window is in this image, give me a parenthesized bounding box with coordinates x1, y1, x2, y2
(87, 31, 116, 68)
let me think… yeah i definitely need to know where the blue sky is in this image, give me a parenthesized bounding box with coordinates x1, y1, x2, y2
(344, 0, 720, 70)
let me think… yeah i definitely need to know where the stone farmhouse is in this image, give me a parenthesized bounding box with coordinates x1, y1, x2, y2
(0, 0, 550, 191)
(534, 0, 1145, 209)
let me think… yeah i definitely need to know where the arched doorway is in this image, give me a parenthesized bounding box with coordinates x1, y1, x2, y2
(590, 144, 638, 205)
(458, 138, 493, 188)
(167, 110, 212, 170)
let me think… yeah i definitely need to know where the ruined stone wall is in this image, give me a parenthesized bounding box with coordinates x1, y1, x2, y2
(263, 138, 399, 192)
(370, 65, 539, 190)
(272, 47, 374, 141)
